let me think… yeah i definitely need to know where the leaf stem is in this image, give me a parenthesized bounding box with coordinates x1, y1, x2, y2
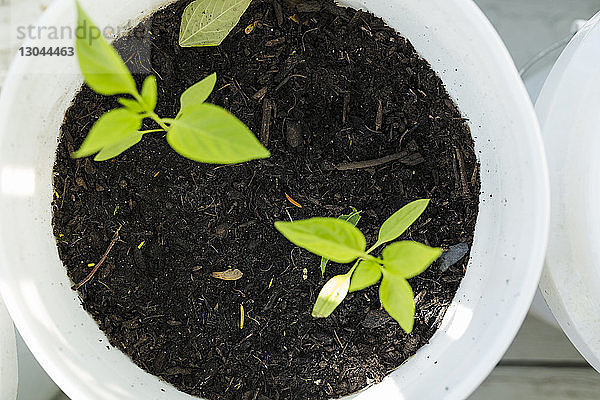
(138, 129, 165, 135)
(346, 259, 360, 276)
(366, 242, 382, 254)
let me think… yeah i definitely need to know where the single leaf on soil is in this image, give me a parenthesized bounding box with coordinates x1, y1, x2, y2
(211, 268, 243, 281)
(72, 108, 143, 160)
(382, 241, 442, 279)
(179, 72, 217, 111)
(312, 272, 351, 318)
(379, 272, 415, 333)
(75, 2, 137, 95)
(320, 208, 361, 274)
(141, 75, 158, 110)
(167, 103, 270, 164)
(275, 218, 366, 264)
(349, 259, 382, 292)
(373, 199, 430, 249)
(179, 0, 253, 47)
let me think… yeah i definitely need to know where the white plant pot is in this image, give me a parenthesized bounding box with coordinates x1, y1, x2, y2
(0, 0, 549, 399)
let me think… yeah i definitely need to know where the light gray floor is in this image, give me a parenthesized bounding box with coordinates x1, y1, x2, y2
(5, 0, 600, 399)
(474, 0, 600, 68)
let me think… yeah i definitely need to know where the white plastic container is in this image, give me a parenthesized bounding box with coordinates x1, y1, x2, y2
(0, 0, 549, 399)
(535, 11, 600, 372)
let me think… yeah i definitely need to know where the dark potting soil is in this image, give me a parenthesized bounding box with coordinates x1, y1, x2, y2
(52, 0, 480, 399)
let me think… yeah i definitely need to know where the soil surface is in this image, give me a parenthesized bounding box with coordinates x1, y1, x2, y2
(52, 1, 480, 399)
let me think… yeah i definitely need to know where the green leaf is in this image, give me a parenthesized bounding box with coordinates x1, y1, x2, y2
(320, 208, 362, 275)
(312, 273, 351, 318)
(72, 109, 143, 159)
(180, 73, 216, 111)
(179, 0, 252, 47)
(118, 98, 144, 113)
(379, 272, 415, 333)
(167, 103, 269, 163)
(372, 199, 430, 250)
(349, 260, 382, 293)
(382, 241, 442, 279)
(275, 218, 367, 264)
(141, 75, 158, 111)
(75, 2, 136, 95)
(94, 132, 143, 161)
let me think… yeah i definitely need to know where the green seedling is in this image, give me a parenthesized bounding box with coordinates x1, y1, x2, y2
(275, 199, 442, 333)
(72, 2, 269, 164)
(179, 0, 252, 47)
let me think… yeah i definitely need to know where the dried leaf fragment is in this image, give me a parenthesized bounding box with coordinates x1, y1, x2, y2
(285, 193, 303, 208)
(211, 268, 243, 281)
(245, 21, 258, 34)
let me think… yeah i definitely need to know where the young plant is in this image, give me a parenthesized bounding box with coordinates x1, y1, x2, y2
(72, 2, 269, 164)
(275, 199, 442, 333)
(179, 0, 252, 47)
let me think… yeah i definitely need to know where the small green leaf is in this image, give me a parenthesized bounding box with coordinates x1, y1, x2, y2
(75, 2, 136, 95)
(275, 218, 367, 264)
(320, 208, 362, 275)
(349, 260, 382, 293)
(94, 132, 143, 161)
(373, 199, 430, 249)
(118, 98, 144, 113)
(382, 241, 442, 279)
(72, 108, 143, 159)
(179, 0, 252, 47)
(312, 273, 351, 318)
(341, 208, 362, 227)
(167, 103, 270, 164)
(180, 73, 216, 111)
(141, 75, 158, 111)
(379, 273, 415, 333)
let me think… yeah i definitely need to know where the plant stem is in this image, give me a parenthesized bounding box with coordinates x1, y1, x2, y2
(147, 111, 171, 131)
(132, 92, 171, 132)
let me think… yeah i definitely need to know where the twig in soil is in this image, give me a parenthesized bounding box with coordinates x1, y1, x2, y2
(302, 27, 319, 52)
(252, 86, 268, 101)
(260, 99, 272, 146)
(342, 92, 350, 124)
(272, 0, 283, 26)
(72, 226, 121, 290)
(326, 147, 424, 171)
(275, 74, 307, 92)
(471, 162, 479, 189)
(333, 330, 343, 348)
(398, 123, 420, 149)
(375, 99, 383, 131)
(59, 176, 69, 209)
(454, 147, 471, 198)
